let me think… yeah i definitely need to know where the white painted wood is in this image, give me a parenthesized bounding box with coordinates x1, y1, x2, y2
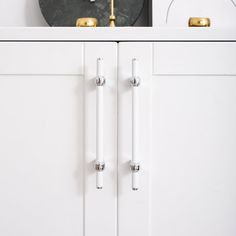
(150, 74, 236, 236)
(0, 75, 84, 236)
(118, 42, 152, 236)
(0, 28, 236, 41)
(0, 42, 117, 236)
(0, 36, 236, 236)
(84, 43, 117, 236)
(119, 42, 236, 236)
(0, 43, 84, 75)
(153, 42, 236, 75)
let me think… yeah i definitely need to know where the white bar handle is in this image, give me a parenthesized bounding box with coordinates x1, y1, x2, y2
(130, 58, 141, 191)
(95, 58, 105, 189)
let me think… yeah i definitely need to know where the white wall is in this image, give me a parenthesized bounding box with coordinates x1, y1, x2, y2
(0, 0, 47, 26)
(153, 0, 236, 27)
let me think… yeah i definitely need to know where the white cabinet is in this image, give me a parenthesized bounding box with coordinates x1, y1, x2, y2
(0, 42, 117, 236)
(0, 40, 236, 236)
(119, 42, 236, 236)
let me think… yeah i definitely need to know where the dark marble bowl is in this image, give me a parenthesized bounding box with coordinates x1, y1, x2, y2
(39, 0, 145, 26)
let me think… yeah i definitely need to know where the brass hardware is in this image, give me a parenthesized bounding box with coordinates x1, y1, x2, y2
(188, 17, 211, 27)
(109, 0, 116, 27)
(76, 17, 98, 27)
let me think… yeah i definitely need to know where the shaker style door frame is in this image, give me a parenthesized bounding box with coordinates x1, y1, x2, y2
(0, 42, 118, 236)
(118, 42, 236, 236)
(1, 39, 235, 236)
(0, 42, 85, 236)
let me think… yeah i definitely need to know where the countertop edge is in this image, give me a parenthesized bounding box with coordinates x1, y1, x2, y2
(0, 27, 235, 41)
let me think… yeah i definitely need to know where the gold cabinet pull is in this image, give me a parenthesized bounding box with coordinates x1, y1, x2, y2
(188, 17, 211, 27)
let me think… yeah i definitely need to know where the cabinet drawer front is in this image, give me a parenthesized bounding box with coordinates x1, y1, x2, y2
(0, 43, 84, 75)
(153, 42, 236, 75)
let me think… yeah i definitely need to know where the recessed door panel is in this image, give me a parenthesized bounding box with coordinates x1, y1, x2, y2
(150, 75, 236, 236)
(0, 75, 84, 236)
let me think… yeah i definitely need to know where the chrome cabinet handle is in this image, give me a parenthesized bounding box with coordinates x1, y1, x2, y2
(130, 58, 141, 191)
(95, 58, 106, 189)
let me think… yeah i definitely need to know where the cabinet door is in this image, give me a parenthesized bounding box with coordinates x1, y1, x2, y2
(0, 42, 117, 236)
(118, 42, 236, 236)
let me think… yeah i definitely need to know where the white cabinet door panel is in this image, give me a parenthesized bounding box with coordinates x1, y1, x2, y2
(119, 42, 236, 236)
(151, 75, 236, 236)
(0, 75, 84, 236)
(0, 42, 117, 236)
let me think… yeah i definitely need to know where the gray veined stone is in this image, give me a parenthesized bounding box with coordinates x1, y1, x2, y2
(39, 0, 145, 26)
